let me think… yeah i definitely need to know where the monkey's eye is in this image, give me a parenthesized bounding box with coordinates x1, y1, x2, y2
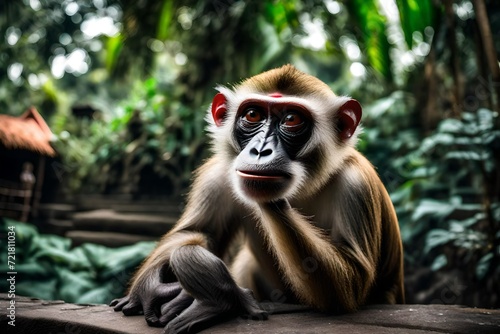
(281, 112, 305, 131)
(243, 109, 264, 123)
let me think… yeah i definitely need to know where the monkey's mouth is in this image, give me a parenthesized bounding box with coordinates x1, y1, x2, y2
(236, 169, 292, 201)
(236, 170, 290, 181)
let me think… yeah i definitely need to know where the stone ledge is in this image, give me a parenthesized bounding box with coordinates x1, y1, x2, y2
(1, 294, 499, 333)
(72, 209, 176, 236)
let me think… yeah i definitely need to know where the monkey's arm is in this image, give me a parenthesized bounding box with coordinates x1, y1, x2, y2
(111, 157, 266, 332)
(258, 160, 390, 313)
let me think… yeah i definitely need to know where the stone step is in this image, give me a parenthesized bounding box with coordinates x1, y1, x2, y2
(72, 209, 177, 236)
(37, 203, 76, 220)
(74, 196, 184, 214)
(105, 203, 183, 214)
(38, 219, 74, 236)
(66, 230, 157, 248)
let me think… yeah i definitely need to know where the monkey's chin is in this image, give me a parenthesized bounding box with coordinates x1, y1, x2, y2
(236, 170, 291, 202)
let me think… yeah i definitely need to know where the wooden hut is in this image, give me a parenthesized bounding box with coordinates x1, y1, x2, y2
(0, 107, 56, 221)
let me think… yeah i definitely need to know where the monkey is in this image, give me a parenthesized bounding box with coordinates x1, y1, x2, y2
(110, 64, 405, 334)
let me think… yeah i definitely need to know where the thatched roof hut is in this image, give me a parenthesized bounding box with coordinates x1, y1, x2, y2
(0, 107, 55, 156)
(0, 107, 56, 221)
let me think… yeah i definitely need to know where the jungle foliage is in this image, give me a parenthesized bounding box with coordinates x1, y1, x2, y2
(0, 0, 499, 307)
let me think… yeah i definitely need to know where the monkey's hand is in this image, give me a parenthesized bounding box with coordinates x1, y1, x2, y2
(160, 245, 268, 334)
(110, 281, 194, 327)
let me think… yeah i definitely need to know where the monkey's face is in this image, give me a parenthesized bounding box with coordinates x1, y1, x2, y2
(231, 97, 313, 202)
(208, 78, 362, 203)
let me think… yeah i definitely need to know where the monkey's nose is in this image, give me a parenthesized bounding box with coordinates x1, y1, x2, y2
(250, 147, 273, 157)
(248, 142, 276, 164)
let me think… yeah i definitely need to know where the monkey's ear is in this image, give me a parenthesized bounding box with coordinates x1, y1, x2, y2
(338, 99, 362, 140)
(211, 93, 227, 127)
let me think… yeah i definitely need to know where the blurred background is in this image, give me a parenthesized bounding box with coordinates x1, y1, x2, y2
(0, 0, 498, 309)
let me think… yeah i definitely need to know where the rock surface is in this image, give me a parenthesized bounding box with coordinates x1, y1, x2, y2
(1, 294, 499, 333)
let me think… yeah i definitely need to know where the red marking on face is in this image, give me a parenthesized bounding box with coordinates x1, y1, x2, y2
(269, 92, 283, 98)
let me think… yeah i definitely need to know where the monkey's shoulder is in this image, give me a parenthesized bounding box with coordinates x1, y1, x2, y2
(291, 151, 389, 222)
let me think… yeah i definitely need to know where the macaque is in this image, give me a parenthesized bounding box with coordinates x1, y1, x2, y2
(110, 64, 404, 333)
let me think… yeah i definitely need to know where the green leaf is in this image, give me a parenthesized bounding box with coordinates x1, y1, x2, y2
(181, 145, 191, 155)
(147, 139, 160, 148)
(445, 151, 483, 161)
(427, 132, 455, 147)
(483, 130, 500, 145)
(395, 0, 436, 49)
(156, 0, 174, 40)
(363, 92, 400, 118)
(453, 136, 483, 145)
(438, 118, 464, 134)
(431, 254, 448, 271)
(448, 213, 485, 229)
(251, 16, 282, 74)
(105, 34, 123, 73)
(345, 0, 392, 80)
(264, 0, 298, 33)
(412, 199, 454, 221)
(407, 166, 438, 178)
(476, 253, 493, 280)
(425, 229, 452, 254)
(477, 108, 495, 130)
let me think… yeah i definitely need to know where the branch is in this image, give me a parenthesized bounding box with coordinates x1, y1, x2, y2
(472, 0, 500, 114)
